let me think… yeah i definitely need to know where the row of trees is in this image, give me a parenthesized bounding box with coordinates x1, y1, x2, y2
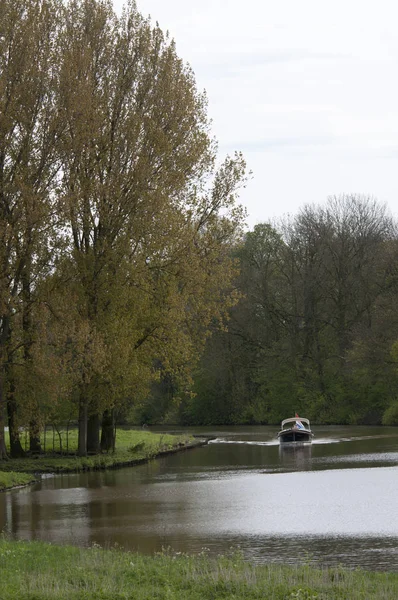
(0, 0, 247, 458)
(3, 3, 396, 447)
(168, 195, 398, 426)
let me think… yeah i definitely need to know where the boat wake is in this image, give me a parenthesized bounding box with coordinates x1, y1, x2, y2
(208, 438, 279, 446)
(314, 433, 397, 444)
(208, 434, 397, 447)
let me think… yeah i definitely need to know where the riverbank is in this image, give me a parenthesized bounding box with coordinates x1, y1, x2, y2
(0, 429, 204, 490)
(0, 472, 36, 492)
(0, 539, 397, 600)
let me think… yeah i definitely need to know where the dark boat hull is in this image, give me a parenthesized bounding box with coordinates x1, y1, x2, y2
(278, 429, 313, 444)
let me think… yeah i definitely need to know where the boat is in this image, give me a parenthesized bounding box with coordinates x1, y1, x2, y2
(277, 414, 314, 444)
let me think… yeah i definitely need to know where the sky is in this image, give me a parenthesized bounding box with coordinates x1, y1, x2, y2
(113, 0, 398, 228)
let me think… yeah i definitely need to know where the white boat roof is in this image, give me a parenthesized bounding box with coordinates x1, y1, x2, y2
(281, 417, 311, 428)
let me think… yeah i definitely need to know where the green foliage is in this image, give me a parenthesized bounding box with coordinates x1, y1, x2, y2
(382, 401, 398, 425)
(187, 197, 398, 426)
(0, 0, 247, 452)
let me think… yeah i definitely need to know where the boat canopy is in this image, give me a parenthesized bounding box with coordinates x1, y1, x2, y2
(280, 417, 311, 429)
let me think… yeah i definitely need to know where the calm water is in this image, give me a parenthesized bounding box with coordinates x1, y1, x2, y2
(2, 425, 398, 571)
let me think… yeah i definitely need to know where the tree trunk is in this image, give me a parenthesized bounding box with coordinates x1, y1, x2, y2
(5, 354, 25, 458)
(0, 316, 10, 459)
(101, 409, 115, 453)
(29, 420, 42, 453)
(87, 413, 100, 454)
(7, 393, 25, 458)
(21, 267, 42, 454)
(0, 370, 8, 460)
(78, 399, 88, 456)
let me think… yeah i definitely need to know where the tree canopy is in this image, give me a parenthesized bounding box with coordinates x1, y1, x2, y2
(0, 0, 247, 458)
(181, 196, 398, 426)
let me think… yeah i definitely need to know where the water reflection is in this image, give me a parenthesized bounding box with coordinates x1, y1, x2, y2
(278, 444, 313, 471)
(1, 425, 398, 571)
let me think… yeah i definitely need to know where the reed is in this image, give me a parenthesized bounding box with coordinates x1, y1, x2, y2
(0, 539, 397, 599)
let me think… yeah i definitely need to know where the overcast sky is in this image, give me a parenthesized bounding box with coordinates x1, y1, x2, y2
(113, 0, 398, 227)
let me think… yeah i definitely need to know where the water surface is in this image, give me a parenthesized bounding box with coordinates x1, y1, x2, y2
(1, 425, 398, 571)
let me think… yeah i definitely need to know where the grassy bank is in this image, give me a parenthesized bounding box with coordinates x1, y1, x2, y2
(0, 472, 36, 491)
(0, 429, 197, 485)
(0, 539, 397, 599)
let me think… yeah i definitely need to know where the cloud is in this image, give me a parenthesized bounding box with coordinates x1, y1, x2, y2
(117, 0, 398, 224)
(225, 135, 336, 153)
(193, 49, 349, 80)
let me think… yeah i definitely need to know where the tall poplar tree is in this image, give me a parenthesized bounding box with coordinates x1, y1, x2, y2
(57, 0, 246, 454)
(0, 0, 61, 458)
(0, 0, 247, 458)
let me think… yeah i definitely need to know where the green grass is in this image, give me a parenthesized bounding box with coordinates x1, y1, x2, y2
(0, 429, 197, 479)
(0, 539, 397, 599)
(0, 471, 35, 491)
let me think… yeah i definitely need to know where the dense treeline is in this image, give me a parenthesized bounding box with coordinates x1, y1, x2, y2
(171, 195, 398, 426)
(0, 0, 247, 458)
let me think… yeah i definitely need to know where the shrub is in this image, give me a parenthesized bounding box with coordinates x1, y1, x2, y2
(382, 401, 398, 425)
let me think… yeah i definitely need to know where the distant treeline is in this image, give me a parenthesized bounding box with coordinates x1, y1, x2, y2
(138, 195, 398, 427)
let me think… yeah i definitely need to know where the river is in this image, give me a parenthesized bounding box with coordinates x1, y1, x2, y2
(1, 425, 398, 571)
